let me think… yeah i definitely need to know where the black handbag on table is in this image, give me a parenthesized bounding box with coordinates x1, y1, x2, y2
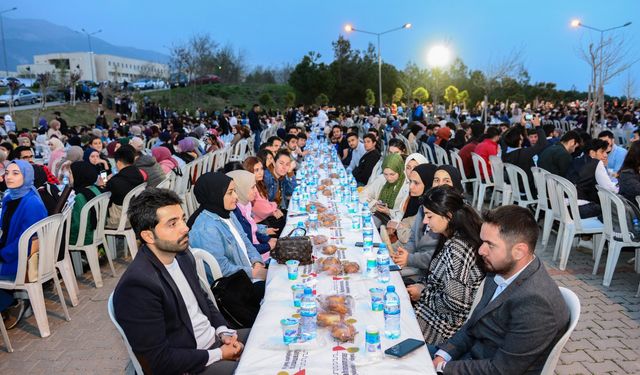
(271, 227, 313, 265)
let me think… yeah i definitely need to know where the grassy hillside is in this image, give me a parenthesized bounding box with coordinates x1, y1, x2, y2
(10, 101, 117, 131)
(144, 83, 295, 113)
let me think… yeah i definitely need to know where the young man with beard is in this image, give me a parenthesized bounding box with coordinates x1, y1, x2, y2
(114, 188, 249, 375)
(352, 134, 381, 186)
(431, 205, 569, 375)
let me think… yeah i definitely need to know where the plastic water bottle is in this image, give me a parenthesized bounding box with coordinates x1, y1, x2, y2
(292, 192, 300, 211)
(365, 325, 383, 359)
(362, 221, 374, 254)
(308, 204, 318, 231)
(296, 221, 306, 234)
(62, 172, 70, 187)
(383, 285, 401, 339)
(365, 253, 378, 278)
(299, 287, 317, 341)
(376, 244, 391, 283)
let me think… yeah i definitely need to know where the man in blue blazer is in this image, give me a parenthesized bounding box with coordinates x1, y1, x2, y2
(432, 205, 570, 374)
(114, 188, 249, 375)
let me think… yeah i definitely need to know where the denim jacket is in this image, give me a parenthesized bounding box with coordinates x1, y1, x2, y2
(263, 168, 296, 209)
(188, 209, 263, 280)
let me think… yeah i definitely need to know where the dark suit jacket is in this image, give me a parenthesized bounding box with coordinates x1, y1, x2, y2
(441, 257, 570, 375)
(502, 127, 547, 194)
(114, 245, 228, 375)
(353, 149, 381, 185)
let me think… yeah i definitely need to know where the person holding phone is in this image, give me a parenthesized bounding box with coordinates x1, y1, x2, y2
(405, 186, 485, 345)
(359, 153, 407, 228)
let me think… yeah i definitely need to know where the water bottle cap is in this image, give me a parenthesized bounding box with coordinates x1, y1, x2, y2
(304, 287, 313, 295)
(297, 221, 304, 226)
(379, 243, 386, 249)
(387, 285, 395, 293)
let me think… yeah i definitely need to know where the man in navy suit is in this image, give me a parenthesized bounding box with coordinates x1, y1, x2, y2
(114, 188, 249, 375)
(432, 205, 570, 374)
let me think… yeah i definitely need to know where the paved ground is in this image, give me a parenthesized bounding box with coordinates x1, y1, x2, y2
(0, 235, 639, 374)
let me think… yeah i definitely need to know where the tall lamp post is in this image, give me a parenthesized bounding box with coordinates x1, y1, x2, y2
(345, 22, 411, 109)
(0, 7, 17, 77)
(571, 19, 631, 126)
(81, 28, 102, 82)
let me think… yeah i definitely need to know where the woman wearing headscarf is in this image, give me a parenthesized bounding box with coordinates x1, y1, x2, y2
(390, 153, 429, 222)
(406, 186, 484, 345)
(391, 164, 464, 280)
(0, 161, 47, 328)
(69, 161, 101, 246)
(56, 145, 83, 182)
(382, 163, 437, 248)
(83, 147, 109, 187)
(47, 137, 66, 178)
(188, 172, 267, 284)
(359, 153, 408, 227)
(226, 170, 277, 260)
(151, 146, 179, 175)
(175, 138, 197, 164)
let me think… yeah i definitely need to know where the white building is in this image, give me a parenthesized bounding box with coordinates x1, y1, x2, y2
(17, 52, 168, 83)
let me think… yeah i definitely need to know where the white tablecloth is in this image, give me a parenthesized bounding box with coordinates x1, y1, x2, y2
(236, 166, 436, 375)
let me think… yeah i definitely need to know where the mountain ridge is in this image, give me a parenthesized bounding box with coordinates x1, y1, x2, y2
(1, 17, 168, 72)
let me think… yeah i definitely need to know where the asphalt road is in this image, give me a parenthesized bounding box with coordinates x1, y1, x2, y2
(0, 100, 67, 113)
(0, 87, 169, 114)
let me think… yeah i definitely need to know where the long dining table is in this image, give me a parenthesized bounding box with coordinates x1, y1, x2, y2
(235, 145, 436, 375)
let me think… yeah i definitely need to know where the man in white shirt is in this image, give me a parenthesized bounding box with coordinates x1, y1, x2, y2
(346, 132, 365, 171)
(114, 188, 249, 375)
(432, 205, 569, 374)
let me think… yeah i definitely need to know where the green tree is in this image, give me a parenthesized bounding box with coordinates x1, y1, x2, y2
(444, 85, 459, 110)
(412, 87, 429, 102)
(315, 93, 329, 106)
(259, 93, 274, 107)
(392, 87, 404, 104)
(365, 89, 375, 106)
(456, 90, 469, 110)
(285, 91, 296, 107)
(289, 52, 334, 105)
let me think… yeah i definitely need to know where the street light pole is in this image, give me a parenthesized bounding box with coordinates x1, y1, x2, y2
(345, 23, 411, 110)
(571, 20, 632, 126)
(81, 28, 102, 82)
(0, 7, 17, 77)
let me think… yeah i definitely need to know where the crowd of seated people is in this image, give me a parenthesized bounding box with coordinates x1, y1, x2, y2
(1, 98, 637, 374)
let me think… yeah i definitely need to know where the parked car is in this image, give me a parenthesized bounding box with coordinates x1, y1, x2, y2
(0, 77, 24, 87)
(193, 74, 221, 85)
(44, 88, 66, 102)
(0, 88, 42, 106)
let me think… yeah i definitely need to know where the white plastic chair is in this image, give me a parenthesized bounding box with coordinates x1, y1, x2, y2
(593, 187, 640, 287)
(488, 155, 511, 208)
(56, 201, 80, 306)
(108, 293, 144, 375)
(69, 192, 114, 288)
(156, 175, 173, 190)
(540, 287, 581, 375)
(532, 167, 555, 248)
(419, 142, 436, 164)
(504, 163, 537, 208)
(104, 183, 147, 260)
(433, 143, 449, 165)
(0, 307, 12, 352)
(191, 248, 223, 310)
(450, 150, 477, 198)
(471, 152, 494, 211)
(0, 214, 69, 338)
(548, 175, 604, 270)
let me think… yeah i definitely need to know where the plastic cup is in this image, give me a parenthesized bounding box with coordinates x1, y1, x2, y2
(286, 260, 300, 280)
(281, 318, 299, 344)
(370, 287, 384, 311)
(291, 284, 306, 307)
